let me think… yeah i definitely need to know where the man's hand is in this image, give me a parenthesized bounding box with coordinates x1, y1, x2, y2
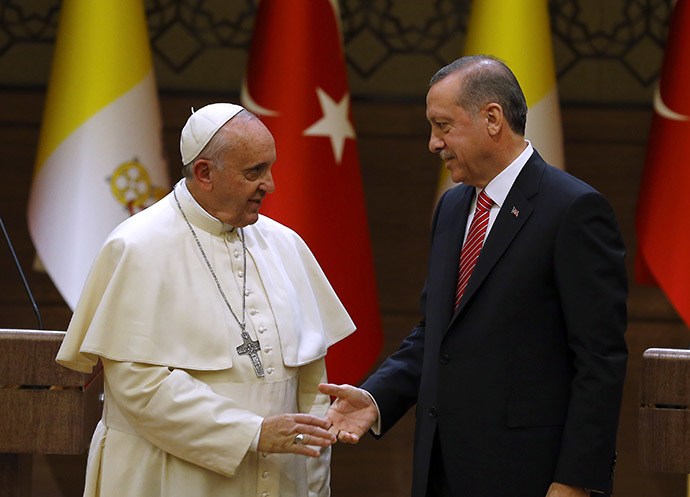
(258, 413, 336, 458)
(545, 482, 590, 497)
(318, 383, 378, 444)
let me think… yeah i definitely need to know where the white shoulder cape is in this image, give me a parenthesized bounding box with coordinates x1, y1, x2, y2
(57, 190, 356, 373)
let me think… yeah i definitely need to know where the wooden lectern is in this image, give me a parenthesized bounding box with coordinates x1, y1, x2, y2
(639, 348, 690, 473)
(0, 329, 102, 497)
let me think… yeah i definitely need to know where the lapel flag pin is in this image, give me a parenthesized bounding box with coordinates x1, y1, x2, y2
(511, 206, 519, 217)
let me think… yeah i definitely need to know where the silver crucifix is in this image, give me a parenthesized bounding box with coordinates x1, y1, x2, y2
(236, 331, 264, 378)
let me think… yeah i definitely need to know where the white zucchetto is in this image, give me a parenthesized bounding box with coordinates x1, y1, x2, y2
(180, 103, 245, 164)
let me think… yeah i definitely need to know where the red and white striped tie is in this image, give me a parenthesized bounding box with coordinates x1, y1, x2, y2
(455, 190, 493, 310)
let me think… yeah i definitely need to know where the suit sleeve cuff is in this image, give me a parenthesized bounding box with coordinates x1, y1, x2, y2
(363, 389, 382, 435)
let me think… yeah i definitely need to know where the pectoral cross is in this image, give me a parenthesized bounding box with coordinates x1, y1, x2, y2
(236, 331, 264, 378)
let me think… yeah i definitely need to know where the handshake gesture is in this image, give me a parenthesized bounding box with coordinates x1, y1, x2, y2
(257, 383, 377, 458)
(317, 383, 379, 444)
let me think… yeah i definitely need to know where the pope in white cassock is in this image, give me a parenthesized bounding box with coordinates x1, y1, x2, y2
(56, 103, 356, 497)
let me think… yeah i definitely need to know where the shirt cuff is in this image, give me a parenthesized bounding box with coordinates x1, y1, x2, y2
(363, 389, 382, 436)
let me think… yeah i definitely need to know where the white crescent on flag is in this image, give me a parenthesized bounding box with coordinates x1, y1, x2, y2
(653, 82, 690, 121)
(240, 76, 279, 117)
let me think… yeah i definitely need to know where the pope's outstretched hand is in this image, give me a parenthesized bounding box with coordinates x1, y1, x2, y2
(258, 413, 335, 458)
(318, 383, 379, 444)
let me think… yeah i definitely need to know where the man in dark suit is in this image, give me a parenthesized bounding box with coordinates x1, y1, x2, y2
(319, 55, 628, 497)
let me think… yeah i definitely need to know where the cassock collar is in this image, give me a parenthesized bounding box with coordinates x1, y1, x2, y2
(173, 179, 236, 235)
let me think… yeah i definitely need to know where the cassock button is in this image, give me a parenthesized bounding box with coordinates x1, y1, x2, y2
(439, 354, 449, 364)
(245, 289, 252, 297)
(264, 346, 272, 353)
(258, 326, 266, 334)
(238, 271, 244, 278)
(233, 250, 240, 258)
(262, 471, 269, 479)
(429, 407, 438, 418)
(266, 367, 274, 375)
(261, 493, 270, 497)
(250, 308, 259, 315)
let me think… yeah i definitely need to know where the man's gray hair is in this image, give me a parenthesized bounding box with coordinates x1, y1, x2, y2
(430, 55, 527, 135)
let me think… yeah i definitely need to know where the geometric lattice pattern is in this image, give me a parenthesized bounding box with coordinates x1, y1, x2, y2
(551, 0, 671, 86)
(339, 1, 471, 78)
(0, 0, 674, 99)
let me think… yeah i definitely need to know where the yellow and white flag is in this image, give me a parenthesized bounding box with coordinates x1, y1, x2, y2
(28, 0, 169, 310)
(436, 0, 564, 197)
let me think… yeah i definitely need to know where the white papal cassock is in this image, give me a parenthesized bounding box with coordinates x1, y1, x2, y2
(57, 180, 356, 497)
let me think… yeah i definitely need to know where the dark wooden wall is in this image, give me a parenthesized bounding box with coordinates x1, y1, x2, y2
(1, 89, 688, 496)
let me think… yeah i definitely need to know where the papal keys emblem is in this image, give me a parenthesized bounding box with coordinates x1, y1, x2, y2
(109, 159, 166, 215)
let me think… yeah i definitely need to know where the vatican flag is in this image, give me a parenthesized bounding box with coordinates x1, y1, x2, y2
(28, 0, 169, 310)
(436, 0, 564, 197)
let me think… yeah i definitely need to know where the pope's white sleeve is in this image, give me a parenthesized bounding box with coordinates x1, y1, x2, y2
(101, 358, 263, 478)
(297, 358, 331, 497)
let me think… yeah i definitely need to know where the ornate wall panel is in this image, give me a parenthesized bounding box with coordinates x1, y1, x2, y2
(0, 0, 674, 103)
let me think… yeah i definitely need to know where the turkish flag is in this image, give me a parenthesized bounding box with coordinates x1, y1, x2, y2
(636, 0, 690, 327)
(243, 0, 382, 384)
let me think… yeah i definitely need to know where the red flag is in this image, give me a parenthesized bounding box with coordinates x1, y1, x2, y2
(242, 0, 382, 384)
(636, 0, 690, 327)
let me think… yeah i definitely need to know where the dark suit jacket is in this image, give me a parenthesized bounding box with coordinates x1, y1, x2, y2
(362, 151, 628, 497)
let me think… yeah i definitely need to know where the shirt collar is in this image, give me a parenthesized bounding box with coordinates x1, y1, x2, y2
(174, 179, 237, 235)
(479, 140, 533, 208)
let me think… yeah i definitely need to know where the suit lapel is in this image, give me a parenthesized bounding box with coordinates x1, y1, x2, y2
(449, 154, 546, 327)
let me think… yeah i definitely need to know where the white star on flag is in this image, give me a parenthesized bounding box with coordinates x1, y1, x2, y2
(303, 87, 356, 164)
